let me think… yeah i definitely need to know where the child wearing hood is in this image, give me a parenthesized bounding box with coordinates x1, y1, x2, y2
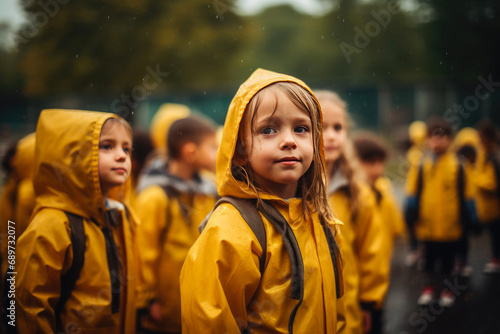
(14, 109, 139, 333)
(180, 69, 345, 333)
(315, 90, 387, 334)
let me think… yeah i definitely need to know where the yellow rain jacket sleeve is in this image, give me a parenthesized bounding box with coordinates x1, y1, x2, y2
(15, 109, 138, 334)
(329, 183, 388, 334)
(406, 151, 475, 241)
(180, 69, 345, 333)
(475, 150, 500, 223)
(134, 182, 217, 332)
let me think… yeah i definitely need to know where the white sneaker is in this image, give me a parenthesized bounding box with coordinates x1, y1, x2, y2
(483, 261, 500, 273)
(417, 287, 434, 306)
(439, 290, 455, 308)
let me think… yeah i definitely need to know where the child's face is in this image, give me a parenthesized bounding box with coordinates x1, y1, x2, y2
(322, 101, 347, 163)
(360, 159, 385, 186)
(193, 134, 219, 173)
(98, 122, 132, 195)
(242, 89, 314, 198)
(428, 134, 451, 155)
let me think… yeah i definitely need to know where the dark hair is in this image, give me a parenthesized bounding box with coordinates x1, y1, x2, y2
(456, 145, 477, 164)
(167, 115, 216, 160)
(1, 141, 18, 175)
(132, 127, 154, 179)
(352, 132, 388, 162)
(427, 117, 453, 138)
(477, 119, 499, 143)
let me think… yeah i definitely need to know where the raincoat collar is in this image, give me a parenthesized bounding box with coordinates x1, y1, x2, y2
(137, 156, 217, 196)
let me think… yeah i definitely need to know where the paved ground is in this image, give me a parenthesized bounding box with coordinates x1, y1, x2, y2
(384, 232, 500, 334)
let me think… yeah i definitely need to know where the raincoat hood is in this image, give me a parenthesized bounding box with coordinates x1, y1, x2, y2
(33, 109, 124, 223)
(453, 127, 480, 150)
(409, 120, 427, 145)
(216, 68, 324, 199)
(150, 103, 191, 151)
(12, 132, 36, 180)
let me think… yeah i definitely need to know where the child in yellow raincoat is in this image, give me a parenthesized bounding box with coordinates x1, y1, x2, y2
(475, 120, 500, 273)
(180, 69, 345, 333)
(134, 115, 219, 333)
(405, 117, 476, 308)
(352, 131, 406, 334)
(315, 91, 387, 334)
(0, 133, 36, 287)
(14, 109, 139, 333)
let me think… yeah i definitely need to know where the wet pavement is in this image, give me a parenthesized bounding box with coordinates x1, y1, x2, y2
(384, 233, 500, 334)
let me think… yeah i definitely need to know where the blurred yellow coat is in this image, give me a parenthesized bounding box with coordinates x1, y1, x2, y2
(134, 178, 217, 332)
(15, 109, 138, 334)
(405, 151, 474, 241)
(0, 133, 36, 282)
(180, 69, 346, 333)
(373, 177, 406, 250)
(475, 150, 500, 223)
(329, 180, 388, 334)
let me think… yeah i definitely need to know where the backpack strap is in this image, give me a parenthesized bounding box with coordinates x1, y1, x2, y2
(199, 197, 267, 274)
(55, 212, 86, 329)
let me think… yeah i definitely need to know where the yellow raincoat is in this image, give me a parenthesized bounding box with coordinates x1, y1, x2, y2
(373, 177, 406, 256)
(15, 109, 138, 334)
(405, 151, 474, 241)
(0, 133, 36, 282)
(180, 69, 345, 333)
(475, 149, 500, 223)
(329, 178, 387, 334)
(134, 159, 218, 332)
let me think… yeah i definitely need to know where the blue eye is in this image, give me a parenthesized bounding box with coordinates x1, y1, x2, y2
(100, 144, 112, 150)
(123, 147, 131, 154)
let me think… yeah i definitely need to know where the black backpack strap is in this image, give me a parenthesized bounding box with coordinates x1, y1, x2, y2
(199, 197, 267, 274)
(55, 212, 86, 329)
(319, 217, 344, 299)
(257, 201, 304, 334)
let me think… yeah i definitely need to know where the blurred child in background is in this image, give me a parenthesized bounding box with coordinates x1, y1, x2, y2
(0, 133, 36, 287)
(404, 120, 428, 267)
(128, 127, 154, 207)
(134, 115, 219, 333)
(180, 69, 345, 333)
(475, 120, 500, 273)
(316, 90, 387, 334)
(352, 131, 405, 334)
(405, 117, 476, 307)
(452, 127, 480, 276)
(15, 109, 139, 333)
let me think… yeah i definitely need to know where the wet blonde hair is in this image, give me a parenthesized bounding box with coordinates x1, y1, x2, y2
(314, 90, 362, 219)
(233, 82, 333, 224)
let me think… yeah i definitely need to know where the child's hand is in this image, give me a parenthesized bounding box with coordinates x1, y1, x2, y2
(149, 301, 163, 323)
(362, 310, 372, 333)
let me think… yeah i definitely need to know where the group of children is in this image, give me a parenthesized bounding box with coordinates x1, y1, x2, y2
(0, 68, 498, 333)
(403, 117, 500, 308)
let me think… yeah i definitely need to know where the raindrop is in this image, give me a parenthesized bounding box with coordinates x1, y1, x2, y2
(76, 54, 79, 58)
(203, 91, 207, 95)
(90, 83, 93, 87)
(241, 59, 243, 63)
(107, 15, 110, 19)
(208, 5, 211, 8)
(440, 61, 442, 65)
(131, 111, 135, 115)
(216, 15, 219, 19)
